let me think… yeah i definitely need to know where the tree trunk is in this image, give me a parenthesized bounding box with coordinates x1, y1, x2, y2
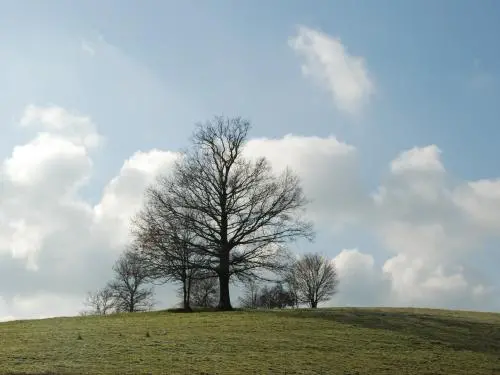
(217, 254, 232, 310)
(182, 280, 192, 312)
(311, 301, 318, 308)
(187, 278, 192, 311)
(129, 295, 134, 312)
(183, 296, 192, 311)
(217, 273, 232, 310)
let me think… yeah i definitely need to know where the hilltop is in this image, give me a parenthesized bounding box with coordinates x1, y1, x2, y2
(0, 307, 499, 374)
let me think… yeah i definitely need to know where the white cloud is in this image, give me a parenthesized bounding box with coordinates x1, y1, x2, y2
(93, 149, 180, 248)
(244, 134, 368, 228)
(390, 145, 444, 174)
(20, 104, 102, 148)
(332, 249, 391, 307)
(369, 146, 499, 310)
(0, 105, 184, 322)
(452, 179, 500, 232)
(4, 134, 90, 189)
(289, 25, 374, 115)
(247, 138, 499, 310)
(0, 106, 100, 273)
(5, 220, 45, 270)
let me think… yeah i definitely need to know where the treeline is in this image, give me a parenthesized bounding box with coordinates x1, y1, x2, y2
(82, 117, 339, 315)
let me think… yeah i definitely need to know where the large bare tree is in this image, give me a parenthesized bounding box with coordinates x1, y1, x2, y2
(287, 253, 338, 308)
(108, 249, 155, 313)
(134, 117, 313, 310)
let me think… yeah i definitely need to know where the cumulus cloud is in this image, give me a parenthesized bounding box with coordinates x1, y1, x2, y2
(289, 25, 374, 115)
(93, 149, 179, 248)
(332, 249, 391, 307)
(246, 137, 499, 311)
(390, 145, 444, 174)
(0, 106, 99, 272)
(20, 104, 101, 148)
(0, 105, 178, 320)
(452, 179, 500, 232)
(1, 105, 499, 321)
(244, 134, 368, 228)
(370, 146, 499, 310)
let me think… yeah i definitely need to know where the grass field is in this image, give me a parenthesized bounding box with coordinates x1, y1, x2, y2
(0, 307, 499, 375)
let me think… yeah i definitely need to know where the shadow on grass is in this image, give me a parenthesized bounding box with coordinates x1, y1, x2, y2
(271, 309, 500, 355)
(164, 307, 244, 313)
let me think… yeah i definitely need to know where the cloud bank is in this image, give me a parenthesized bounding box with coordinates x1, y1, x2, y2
(0, 103, 499, 321)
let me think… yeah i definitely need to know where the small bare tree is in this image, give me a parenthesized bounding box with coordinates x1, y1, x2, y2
(283, 271, 300, 308)
(288, 253, 338, 308)
(190, 277, 219, 308)
(109, 249, 155, 313)
(82, 287, 116, 316)
(238, 280, 261, 309)
(134, 117, 313, 310)
(239, 280, 294, 309)
(133, 215, 209, 311)
(265, 282, 295, 309)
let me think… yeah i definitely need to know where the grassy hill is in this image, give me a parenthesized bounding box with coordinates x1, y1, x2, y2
(0, 307, 499, 375)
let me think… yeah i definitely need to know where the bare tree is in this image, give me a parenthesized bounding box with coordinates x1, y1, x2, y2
(239, 280, 294, 309)
(133, 216, 209, 311)
(283, 271, 300, 308)
(265, 282, 295, 309)
(238, 280, 261, 309)
(175, 276, 218, 309)
(82, 287, 116, 316)
(287, 253, 338, 308)
(190, 277, 219, 308)
(134, 117, 313, 310)
(108, 249, 155, 313)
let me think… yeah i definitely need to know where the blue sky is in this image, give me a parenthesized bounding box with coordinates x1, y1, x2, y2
(3, 1, 500, 186)
(0, 1, 499, 318)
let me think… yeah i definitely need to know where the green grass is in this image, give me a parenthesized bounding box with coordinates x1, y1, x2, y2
(0, 307, 499, 374)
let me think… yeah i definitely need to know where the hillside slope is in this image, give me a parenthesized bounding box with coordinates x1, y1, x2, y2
(0, 308, 499, 374)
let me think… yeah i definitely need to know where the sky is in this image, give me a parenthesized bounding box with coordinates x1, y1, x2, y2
(1, 0, 500, 321)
